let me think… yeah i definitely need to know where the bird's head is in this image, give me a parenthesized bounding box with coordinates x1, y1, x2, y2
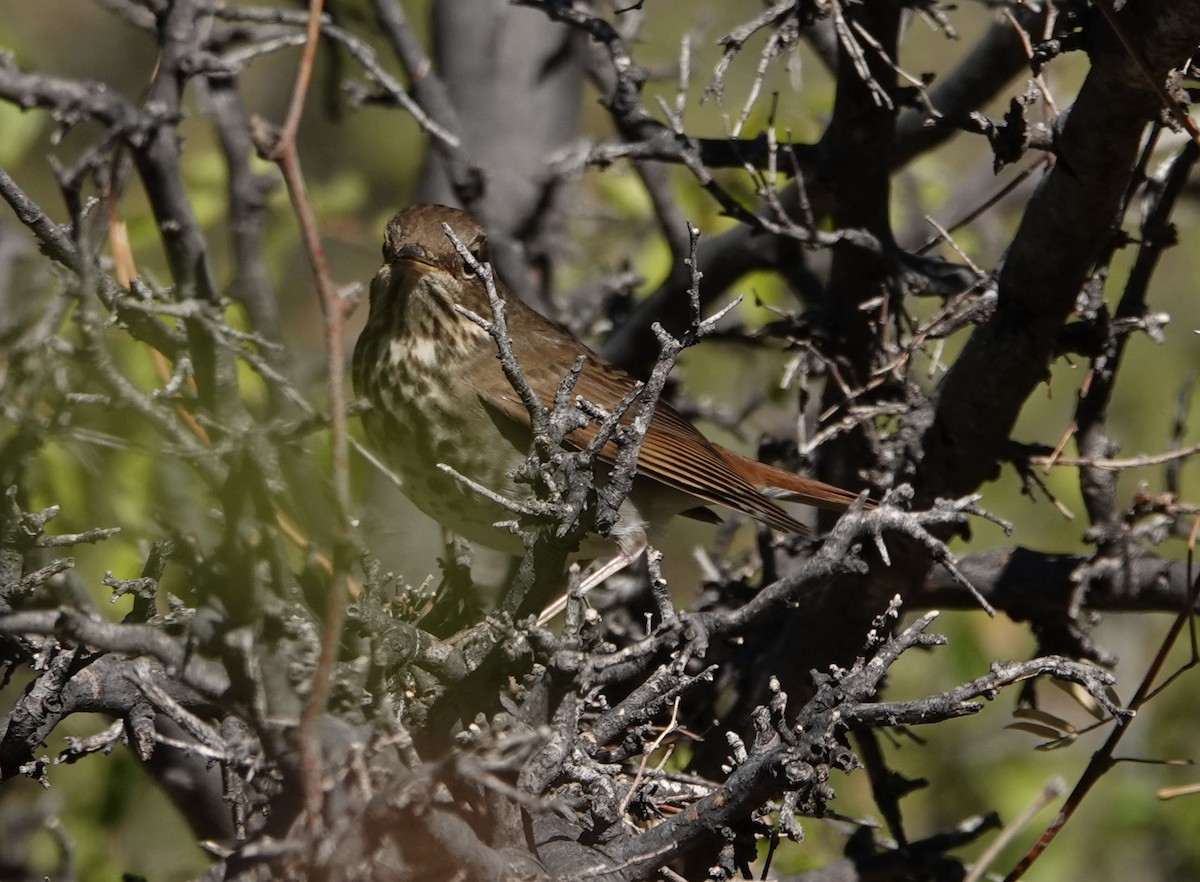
(369, 203, 494, 320)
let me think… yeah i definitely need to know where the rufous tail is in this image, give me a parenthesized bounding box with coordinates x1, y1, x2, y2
(717, 448, 874, 512)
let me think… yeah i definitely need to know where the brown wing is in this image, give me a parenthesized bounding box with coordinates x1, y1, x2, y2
(481, 305, 810, 535)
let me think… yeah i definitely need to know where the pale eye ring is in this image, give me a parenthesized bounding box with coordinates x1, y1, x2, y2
(461, 242, 487, 277)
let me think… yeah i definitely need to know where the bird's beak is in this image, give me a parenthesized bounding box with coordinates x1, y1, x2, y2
(393, 244, 440, 275)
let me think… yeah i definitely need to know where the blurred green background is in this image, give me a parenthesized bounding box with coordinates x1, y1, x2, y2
(1, 1, 1198, 879)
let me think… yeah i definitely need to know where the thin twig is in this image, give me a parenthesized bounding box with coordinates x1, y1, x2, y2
(248, 0, 356, 823)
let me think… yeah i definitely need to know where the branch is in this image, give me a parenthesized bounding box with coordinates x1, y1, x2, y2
(908, 1, 1200, 509)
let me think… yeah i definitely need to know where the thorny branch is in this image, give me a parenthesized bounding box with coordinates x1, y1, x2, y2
(1, 2, 1199, 881)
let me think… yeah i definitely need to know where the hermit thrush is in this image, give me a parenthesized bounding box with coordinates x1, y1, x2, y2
(352, 204, 866, 568)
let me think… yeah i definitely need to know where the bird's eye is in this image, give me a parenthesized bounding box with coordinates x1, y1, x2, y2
(461, 238, 489, 277)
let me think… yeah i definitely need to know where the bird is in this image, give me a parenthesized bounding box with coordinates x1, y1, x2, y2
(352, 203, 868, 578)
